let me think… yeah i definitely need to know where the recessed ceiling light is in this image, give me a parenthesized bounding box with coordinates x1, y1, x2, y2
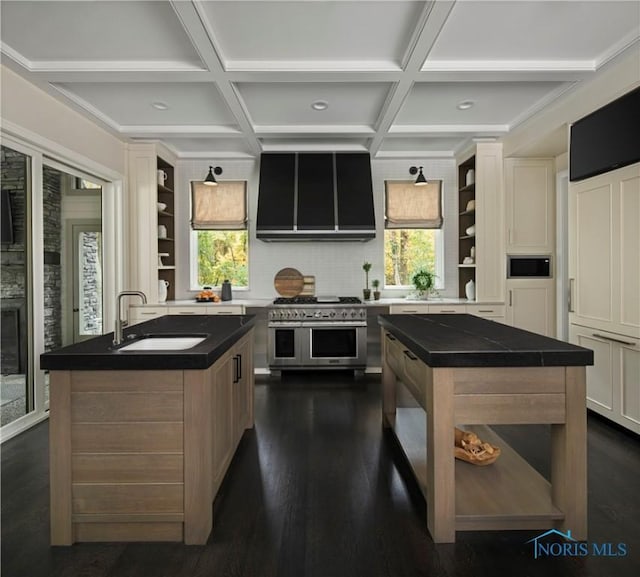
(311, 100, 329, 111)
(457, 100, 474, 110)
(151, 101, 169, 111)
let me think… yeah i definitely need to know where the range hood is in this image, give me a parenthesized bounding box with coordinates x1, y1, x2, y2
(256, 152, 375, 241)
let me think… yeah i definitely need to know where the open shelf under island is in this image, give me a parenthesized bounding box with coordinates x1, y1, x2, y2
(378, 313, 593, 543)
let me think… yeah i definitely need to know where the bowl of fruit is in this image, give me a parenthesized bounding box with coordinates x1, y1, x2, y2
(196, 287, 220, 302)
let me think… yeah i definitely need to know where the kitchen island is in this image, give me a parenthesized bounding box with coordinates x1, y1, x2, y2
(41, 315, 255, 545)
(378, 313, 593, 543)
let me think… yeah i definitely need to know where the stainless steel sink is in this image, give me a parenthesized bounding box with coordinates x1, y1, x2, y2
(118, 335, 206, 351)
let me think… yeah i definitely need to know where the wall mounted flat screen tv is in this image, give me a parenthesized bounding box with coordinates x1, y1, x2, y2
(570, 86, 640, 182)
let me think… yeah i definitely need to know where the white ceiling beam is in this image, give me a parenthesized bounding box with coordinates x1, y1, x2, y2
(170, 0, 262, 156)
(368, 0, 457, 156)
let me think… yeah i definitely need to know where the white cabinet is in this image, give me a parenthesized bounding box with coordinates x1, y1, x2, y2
(505, 158, 555, 253)
(389, 304, 430, 314)
(129, 304, 244, 324)
(570, 324, 639, 434)
(206, 305, 244, 315)
(568, 163, 640, 338)
(506, 279, 555, 337)
(169, 305, 244, 315)
(466, 304, 505, 322)
(427, 304, 466, 314)
(128, 306, 168, 326)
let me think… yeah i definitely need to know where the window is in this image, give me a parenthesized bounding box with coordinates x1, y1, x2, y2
(384, 180, 443, 288)
(190, 180, 248, 289)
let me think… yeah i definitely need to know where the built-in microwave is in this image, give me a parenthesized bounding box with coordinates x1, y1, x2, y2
(507, 255, 552, 278)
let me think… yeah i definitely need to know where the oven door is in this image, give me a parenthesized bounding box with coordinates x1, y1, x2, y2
(302, 323, 367, 368)
(268, 322, 303, 367)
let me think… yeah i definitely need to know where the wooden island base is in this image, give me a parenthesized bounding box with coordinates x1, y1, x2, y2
(381, 326, 588, 544)
(49, 331, 253, 545)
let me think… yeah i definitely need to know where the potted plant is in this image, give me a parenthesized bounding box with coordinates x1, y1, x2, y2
(412, 268, 436, 299)
(372, 279, 381, 300)
(362, 261, 372, 300)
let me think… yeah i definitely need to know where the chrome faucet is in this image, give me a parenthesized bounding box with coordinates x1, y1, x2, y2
(113, 290, 147, 346)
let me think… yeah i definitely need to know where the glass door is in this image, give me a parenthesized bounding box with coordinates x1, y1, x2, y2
(71, 223, 103, 342)
(1, 146, 32, 427)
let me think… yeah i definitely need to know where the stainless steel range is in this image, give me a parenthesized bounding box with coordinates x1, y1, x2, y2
(268, 296, 367, 372)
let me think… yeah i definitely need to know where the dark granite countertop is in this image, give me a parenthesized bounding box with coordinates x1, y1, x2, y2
(40, 315, 255, 371)
(378, 314, 594, 367)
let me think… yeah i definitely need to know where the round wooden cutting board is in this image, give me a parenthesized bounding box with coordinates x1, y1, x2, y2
(274, 267, 304, 297)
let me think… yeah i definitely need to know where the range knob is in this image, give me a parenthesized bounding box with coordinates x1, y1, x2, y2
(314, 311, 321, 318)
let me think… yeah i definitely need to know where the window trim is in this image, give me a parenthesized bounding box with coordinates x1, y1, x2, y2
(189, 229, 250, 291)
(383, 178, 445, 292)
(382, 228, 444, 291)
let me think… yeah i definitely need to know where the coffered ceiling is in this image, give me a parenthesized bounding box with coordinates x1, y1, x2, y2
(1, 1, 639, 159)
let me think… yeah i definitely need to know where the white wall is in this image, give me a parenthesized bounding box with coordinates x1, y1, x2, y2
(1, 66, 126, 175)
(502, 48, 640, 158)
(175, 157, 457, 300)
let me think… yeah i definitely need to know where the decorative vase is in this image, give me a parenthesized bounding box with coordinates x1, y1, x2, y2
(373, 291, 381, 300)
(158, 279, 169, 302)
(363, 289, 371, 300)
(466, 169, 475, 186)
(465, 279, 476, 301)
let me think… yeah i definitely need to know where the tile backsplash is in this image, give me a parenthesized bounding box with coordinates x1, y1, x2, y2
(175, 157, 457, 300)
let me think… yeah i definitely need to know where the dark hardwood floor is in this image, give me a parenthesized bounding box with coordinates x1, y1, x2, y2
(2, 373, 639, 577)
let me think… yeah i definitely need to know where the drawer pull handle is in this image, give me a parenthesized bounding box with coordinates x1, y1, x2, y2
(439, 309, 456, 313)
(385, 333, 397, 341)
(178, 311, 196, 315)
(402, 309, 418, 313)
(478, 309, 493, 313)
(141, 312, 157, 316)
(592, 333, 636, 346)
(403, 350, 418, 361)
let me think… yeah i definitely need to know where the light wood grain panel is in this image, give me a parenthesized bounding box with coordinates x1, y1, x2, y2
(74, 522, 182, 542)
(73, 513, 183, 523)
(71, 370, 183, 392)
(72, 423, 183, 453)
(183, 367, 213, 545)
(402, 351, 428, 410)
(385, 332, 404, 376)
(455, 393, 566, 424)
(456, 426, 562, 521)
(72, 484, 183, 514)
(50, 371, 74, 545)
(426, 368, 456, 543)
(381, 331, 397, 428)
(71, 392, 183, 422)
(72, 454, 183, 484)
(551, 366, 588, 540)
(453, 366, 565, 394)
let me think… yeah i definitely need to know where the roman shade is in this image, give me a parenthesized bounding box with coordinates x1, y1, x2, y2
(191, 180, 247, 230)
(385, 180, 443, 229)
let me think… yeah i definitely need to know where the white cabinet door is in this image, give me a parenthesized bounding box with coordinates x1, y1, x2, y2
(505, 158, 555, 253)
(389, 304, 430, 314)
(506, 280, 555, 337)
(427, 305, 466, 314)
(466, 304, 505, 322)
(206, 305, 244, 315)
(128, 306, 168, 326)
(475, 143, 506, 302)
(569, 163, 640, 338)
(570, 324, 639, 434)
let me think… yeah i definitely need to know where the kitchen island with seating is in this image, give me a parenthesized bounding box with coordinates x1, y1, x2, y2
(41, 314, 255, 545)
(378, 313, 593, 543)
